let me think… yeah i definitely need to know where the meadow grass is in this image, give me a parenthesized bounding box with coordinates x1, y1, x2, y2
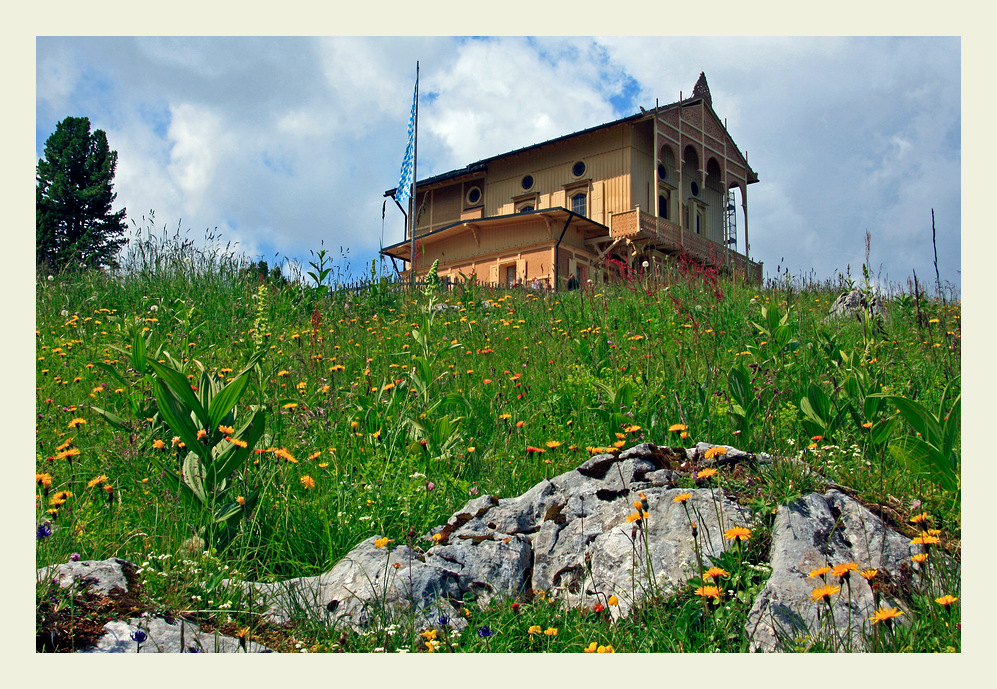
(35, 229, 960, 652)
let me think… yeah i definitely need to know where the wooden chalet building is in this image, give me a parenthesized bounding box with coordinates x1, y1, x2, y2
(382, 73, 761, 288)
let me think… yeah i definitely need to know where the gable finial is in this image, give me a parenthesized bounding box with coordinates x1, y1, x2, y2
(692, 72, 712, 107)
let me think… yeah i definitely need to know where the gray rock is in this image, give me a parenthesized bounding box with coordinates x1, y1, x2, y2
(745, 489, 914, 652)
(38, 558, 132, 596)
(236, 443, 753, 628)
(825, 288, 885, 323)
(86, 617, 270, 653)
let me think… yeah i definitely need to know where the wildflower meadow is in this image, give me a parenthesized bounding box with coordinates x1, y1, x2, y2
(35, 225, 960, 653)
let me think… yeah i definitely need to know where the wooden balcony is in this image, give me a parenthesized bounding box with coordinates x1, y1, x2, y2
(609, 209, 762, 283)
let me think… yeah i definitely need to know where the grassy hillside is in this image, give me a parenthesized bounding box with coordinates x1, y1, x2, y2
(35, 231, 960, 652)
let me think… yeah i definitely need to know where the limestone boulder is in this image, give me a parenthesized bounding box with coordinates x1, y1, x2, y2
(745, 489, 914, 652)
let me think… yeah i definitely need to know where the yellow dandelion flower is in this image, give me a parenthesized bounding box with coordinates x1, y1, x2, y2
(624, 425, 641, 433)
(282, 402, 299, 409)
(36, 473, 52, 489)
(911, 553, 929, 564)
(910, 512, 931, 525)
(859, 569, 878, 581)
(545, 440, 562, 449)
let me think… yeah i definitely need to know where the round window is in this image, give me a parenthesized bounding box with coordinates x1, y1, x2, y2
(466, 186, 482, 206)
(521, 175, 534, 191)
(690, 181, 699, 197)
(657, 164, 668, 181)
(572, 161, 586, 178)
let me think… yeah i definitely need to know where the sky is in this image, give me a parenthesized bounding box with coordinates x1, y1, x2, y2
(34, 36, 961, 292)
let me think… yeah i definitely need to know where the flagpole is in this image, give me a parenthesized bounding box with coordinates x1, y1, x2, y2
(408, 61, 419, 284)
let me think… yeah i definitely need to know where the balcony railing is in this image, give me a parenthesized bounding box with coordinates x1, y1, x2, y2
(610, 209, 762, 283)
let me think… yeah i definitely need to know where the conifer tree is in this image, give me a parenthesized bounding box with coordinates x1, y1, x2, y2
(36, 116, 128, 272)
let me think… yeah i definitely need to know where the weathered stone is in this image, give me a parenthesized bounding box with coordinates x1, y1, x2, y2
(825, 288, 885, 323)
(745, 489, 914, 652)
(38, 558, 132, 596)
(85, 616, 270, 653)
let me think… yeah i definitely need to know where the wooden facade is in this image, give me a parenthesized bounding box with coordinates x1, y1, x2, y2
(382, 73, 762, 287)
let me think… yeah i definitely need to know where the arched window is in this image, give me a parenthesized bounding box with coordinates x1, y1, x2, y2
(571, 192, 587, 217)
(658, 193, 669, 219)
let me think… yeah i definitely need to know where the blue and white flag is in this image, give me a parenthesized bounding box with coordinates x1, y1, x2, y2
(396, 78, 418, 205)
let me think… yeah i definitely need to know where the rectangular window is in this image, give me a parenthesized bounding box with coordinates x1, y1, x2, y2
(505, 264, 516, 286)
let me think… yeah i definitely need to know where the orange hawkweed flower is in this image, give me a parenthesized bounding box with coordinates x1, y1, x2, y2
(607, 595, 619, 607)
(374, 537, 392, 548)
(695, 585, 721, 599)
(668, 423, 687, 432)
(809, 566, 832, 578)
(673, 492, 692, 503)
(152, 439, 165, 450)
(703, 446, 727, 460)
(831, 562, 859, 578)
(910, 512, 931, 525)
(811, 585, 840, 603)
(218, 425, 235, 435)
(86, 474, 108, 488)
(935, 595, 958, 607)
(225, 436, 248, 448)
(696, 467, 718, 480)
(911, 553, 929, 564)
(703, 567, 729, 580)
(859, 569, 878, 582)
(67, 418, 87, 428)
(911, 533, 940, 546)
(196, 429, 208, 441)
(300, 475, 315, 489)
(36, 473, 52, 489)
(869, 606, 904, 624)
(724, 526, 751, 541)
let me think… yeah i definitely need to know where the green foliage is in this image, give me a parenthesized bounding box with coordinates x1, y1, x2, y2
(35, 234, 961, 652)
(36, 116, 128, 273)
(871, 378, 960, 493)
